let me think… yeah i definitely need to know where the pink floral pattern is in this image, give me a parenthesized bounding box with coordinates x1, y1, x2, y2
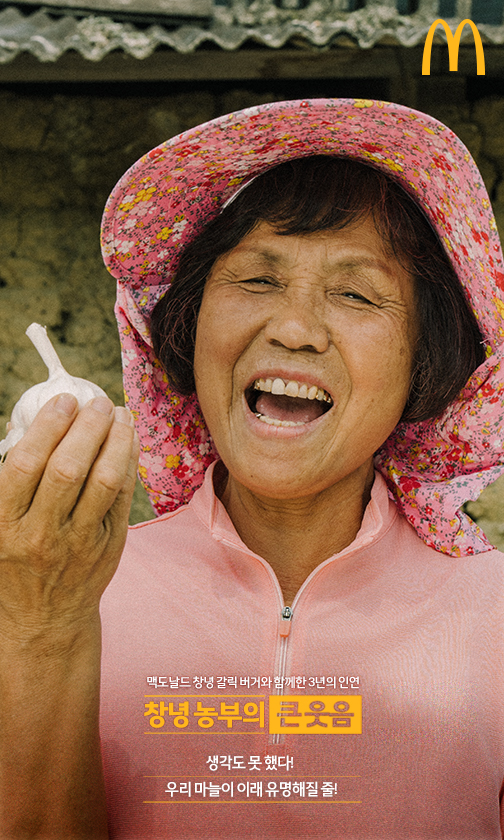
(101, 98, 504, 556)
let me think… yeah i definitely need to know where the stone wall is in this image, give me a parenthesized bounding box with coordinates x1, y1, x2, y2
(1, 77, 504, 534)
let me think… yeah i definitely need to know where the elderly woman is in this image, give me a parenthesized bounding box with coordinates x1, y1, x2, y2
(1, 99, 504, 839)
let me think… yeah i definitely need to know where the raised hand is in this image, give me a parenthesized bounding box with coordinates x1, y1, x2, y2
(0, 393, 138, 839)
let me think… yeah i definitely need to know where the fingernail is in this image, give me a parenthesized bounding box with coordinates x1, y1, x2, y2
(55, 393, 78, 416)
(115, 406, 134, 426)
(90, 396, 114, 415)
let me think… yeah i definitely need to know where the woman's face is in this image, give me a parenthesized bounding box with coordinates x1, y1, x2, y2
(194, 217, 418, 502)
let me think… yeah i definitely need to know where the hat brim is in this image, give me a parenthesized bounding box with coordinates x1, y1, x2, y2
(101, 97, 504, 349)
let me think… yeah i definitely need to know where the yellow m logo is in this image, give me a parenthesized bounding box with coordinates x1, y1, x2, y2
(422, 18, 485, 75)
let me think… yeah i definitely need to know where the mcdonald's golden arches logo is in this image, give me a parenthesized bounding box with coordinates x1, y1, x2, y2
(422, 19, 485, 76)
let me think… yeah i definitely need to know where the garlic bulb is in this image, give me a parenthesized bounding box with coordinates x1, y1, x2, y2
(0, 323, 107, 458)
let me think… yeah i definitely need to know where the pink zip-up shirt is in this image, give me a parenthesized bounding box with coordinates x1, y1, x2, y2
(100, 464, 504, 838)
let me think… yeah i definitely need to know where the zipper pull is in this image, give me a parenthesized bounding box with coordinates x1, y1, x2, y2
(279, 606, 293, 637)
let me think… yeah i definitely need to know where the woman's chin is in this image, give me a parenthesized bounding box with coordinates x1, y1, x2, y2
(221, 454, 374, 507)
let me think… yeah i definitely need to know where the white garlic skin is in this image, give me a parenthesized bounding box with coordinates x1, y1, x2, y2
(0, 323, 107, 458)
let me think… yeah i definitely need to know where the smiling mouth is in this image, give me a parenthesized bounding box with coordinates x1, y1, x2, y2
(246, 377, 333, 427)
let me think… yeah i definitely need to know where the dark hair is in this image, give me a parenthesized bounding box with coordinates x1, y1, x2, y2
(150, 155, 486, 423)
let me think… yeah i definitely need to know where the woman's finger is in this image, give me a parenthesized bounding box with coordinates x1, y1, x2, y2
(100, 427, 140, 555)
(69, 407, 137, 530)
(0, 393, 79, 522)
(26, 396, 117, 528)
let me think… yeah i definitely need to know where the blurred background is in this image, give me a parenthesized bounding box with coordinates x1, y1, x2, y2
(1, 0, 504, 535)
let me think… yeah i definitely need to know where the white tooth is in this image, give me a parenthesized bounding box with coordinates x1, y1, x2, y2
(271, 378, 285, 395)
(254, 380, 261, 390)
(285, 380, 299, 398)
(298, 384, 308, 399)
(316, 388, 325, 401)
(324, 393, 332, 404)
(307, 385, 318, 400)
(263, 378, 273, 392)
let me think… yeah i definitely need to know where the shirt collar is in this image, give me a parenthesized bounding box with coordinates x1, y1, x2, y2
(191, 461, 397, 561)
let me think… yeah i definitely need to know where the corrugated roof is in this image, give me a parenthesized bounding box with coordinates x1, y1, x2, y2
(8, 0, 209, 13)
(1, 1, 504, 62)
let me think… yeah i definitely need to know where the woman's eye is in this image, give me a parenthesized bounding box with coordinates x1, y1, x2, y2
(242, 277, 276, 288)
(341, 291, 372, 304)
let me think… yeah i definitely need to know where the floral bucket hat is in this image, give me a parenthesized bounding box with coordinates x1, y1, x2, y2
(101, 97, 504, 557)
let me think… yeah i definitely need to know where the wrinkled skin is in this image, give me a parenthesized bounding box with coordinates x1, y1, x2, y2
(0, 394, 137, 633)
(194, 219, 418, 601)
(0, 393, 138, 839)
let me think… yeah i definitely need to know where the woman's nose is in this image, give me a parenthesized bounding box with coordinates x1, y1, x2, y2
(263, 290, 330, 353)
